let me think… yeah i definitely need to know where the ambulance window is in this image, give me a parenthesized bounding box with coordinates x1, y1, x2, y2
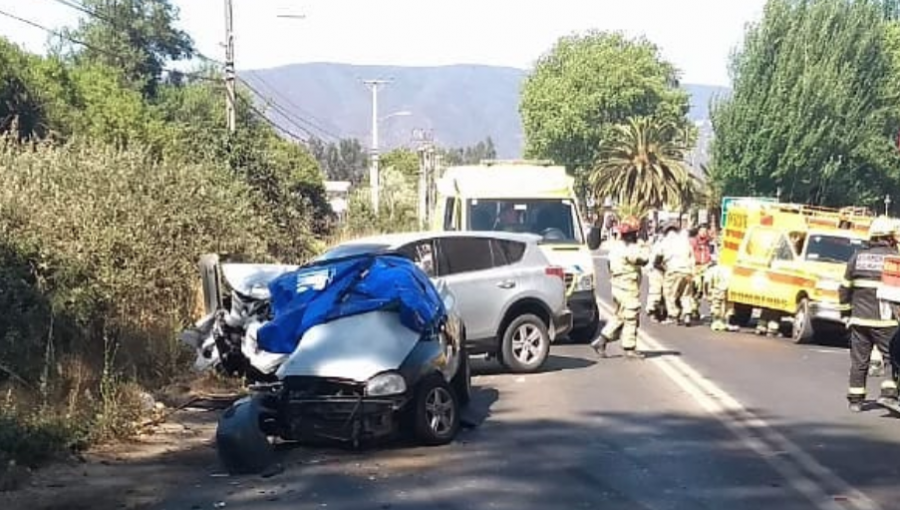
(443, 198, 456, 231)
(773, 235, 795, 261)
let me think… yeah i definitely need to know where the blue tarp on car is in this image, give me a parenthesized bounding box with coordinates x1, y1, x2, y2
(256, 254, 447, 355)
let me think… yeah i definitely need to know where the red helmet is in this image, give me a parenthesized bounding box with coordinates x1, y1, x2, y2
(617, 216, 641, 235)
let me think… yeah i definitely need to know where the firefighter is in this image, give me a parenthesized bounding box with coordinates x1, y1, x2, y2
(838, 217, 899, 413)
(689, 225, 713, 321)
(659, 220, 696, 326)
(645, 226, 666, 322)
(591, 216, 650, 360)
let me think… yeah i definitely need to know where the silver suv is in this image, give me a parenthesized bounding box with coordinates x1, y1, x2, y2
(317, 231, 572, 373)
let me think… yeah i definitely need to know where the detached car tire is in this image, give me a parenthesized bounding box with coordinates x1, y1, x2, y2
(501, 314, 551, 373)
(412, 375, 460, 446)
(451, 344, 472, 407)
(215, 395, 276, 475)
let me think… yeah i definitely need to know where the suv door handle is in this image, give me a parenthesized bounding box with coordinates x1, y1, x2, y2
(497, 280, 516, 289)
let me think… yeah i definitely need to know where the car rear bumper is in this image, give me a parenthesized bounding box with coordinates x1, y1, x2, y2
(568, 290, 599, 328)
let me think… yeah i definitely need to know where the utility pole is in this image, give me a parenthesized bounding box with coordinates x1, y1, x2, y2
(413, 129, 434, 226)
(363, 79, 390, 214)
(224, 0, 236, 133)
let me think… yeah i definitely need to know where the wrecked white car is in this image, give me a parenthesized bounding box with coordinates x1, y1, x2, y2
(179, 252, 471, 474)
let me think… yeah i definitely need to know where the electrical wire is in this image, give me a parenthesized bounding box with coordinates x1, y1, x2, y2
(42, 0, 224, 65)
(238, 77, 330, 141)
(237, 93, 308, 144)
(241, 71, 342, 141)
(0, 6, 218, 83)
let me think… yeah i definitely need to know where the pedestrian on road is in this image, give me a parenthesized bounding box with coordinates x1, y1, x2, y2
(591, 216, 650, 360)
(838, 217, 900, 413)
(659, 220, 696, 326)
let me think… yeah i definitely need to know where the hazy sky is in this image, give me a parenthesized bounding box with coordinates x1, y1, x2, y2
(0, 0, 767, 86)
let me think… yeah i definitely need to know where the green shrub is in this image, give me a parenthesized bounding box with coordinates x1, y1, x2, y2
(0, 136, 307, 465)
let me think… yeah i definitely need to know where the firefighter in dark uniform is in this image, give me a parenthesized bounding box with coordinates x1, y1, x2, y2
(838, 217, 899, 413)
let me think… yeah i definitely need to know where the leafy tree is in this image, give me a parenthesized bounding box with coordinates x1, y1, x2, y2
(589, 116, 695, 216)
(441, 137, 498, 165)
(308, 137, 369, 183)
(710, 0, 900, 207)
(61, 0, 195, 97)
(520, 30, 692, 173)
(379, 148, 420, 179)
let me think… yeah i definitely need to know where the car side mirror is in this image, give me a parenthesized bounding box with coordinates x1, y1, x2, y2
(587, 226, 602, 250)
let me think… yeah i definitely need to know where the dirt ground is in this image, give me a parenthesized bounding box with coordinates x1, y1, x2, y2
(0, 380, 239, 510)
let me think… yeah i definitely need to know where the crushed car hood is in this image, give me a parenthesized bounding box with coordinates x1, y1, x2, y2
(221, 263, 300, 300)
(275, 310, 420, 382)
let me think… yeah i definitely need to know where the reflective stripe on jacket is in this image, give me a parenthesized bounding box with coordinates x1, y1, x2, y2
(838, 243, 899, 327)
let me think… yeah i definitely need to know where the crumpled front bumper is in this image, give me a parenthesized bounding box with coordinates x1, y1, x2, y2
(283, 394, 410, 444)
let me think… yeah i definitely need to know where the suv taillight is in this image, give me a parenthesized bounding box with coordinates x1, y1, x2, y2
(545, 266, 565, 280)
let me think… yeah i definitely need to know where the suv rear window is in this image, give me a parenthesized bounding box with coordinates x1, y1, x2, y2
(439, 237, 493, 274)
(492, 239, 526, 265)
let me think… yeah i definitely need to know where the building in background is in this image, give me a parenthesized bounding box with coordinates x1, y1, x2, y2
(325, 181, 352, 222)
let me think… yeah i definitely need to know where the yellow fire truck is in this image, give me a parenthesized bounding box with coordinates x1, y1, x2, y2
(719, 201, 874, 343)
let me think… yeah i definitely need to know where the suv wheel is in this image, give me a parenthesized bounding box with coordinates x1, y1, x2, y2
(500, 314, 551, 373)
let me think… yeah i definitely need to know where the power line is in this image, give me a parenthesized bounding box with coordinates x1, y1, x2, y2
(237, 77, 331, 141)
(240, 75, 341, 141)
(242, 72, 342, 141)
(236, 93, 308, 144)
(43, 0, 223, 65)
(0, 7, 218, 84)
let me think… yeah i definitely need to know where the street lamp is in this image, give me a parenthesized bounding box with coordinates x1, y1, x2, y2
(885, 195, 892, 215)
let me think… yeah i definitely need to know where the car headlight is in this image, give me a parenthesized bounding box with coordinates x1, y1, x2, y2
(365, 372, 407, 397)
(574, 274, 594, 291)
(816, 279, 841, 291)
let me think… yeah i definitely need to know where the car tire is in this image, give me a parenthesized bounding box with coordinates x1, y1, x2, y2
(451, 342, 472, 407)
(215, 395, 276, 475)
(412, 375, 460, 446)
(791, 298, 815, 344)
(731, 303, 753, 327)
(500, 314, 551, 373)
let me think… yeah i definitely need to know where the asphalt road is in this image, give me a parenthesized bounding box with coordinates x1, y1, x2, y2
(152, 255, 900, 510)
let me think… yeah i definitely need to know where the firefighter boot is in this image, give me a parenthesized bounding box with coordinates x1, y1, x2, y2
(878, 381, 899, 408)
(711, 319, 726, 332)
(590, 335, 610, 358)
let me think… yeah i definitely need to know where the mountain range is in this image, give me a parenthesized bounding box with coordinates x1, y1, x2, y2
(241, 62, 729, 161)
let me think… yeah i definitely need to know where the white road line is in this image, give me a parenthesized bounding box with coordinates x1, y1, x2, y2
(596, 299, 881, 510)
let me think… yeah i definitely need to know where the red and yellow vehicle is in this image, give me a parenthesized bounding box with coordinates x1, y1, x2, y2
(718, 201, 874, 343)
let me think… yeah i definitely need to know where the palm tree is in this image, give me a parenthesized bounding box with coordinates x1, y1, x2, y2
(588, 116, 695, 216)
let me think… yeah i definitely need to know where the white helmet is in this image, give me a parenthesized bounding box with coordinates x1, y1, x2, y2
(869, 216, 897, 239)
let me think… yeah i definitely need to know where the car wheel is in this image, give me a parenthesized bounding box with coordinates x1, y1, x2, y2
(792, 298, 815, 344)
(731, 303, 753, 327)
(501, 314, 551, 373)
(215, 395, 276, 475)
(413, 375, 460, 446)
(451, 343, 472, 407)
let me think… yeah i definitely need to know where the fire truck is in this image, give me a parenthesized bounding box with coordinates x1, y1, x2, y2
(719, 201, 875, 343)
